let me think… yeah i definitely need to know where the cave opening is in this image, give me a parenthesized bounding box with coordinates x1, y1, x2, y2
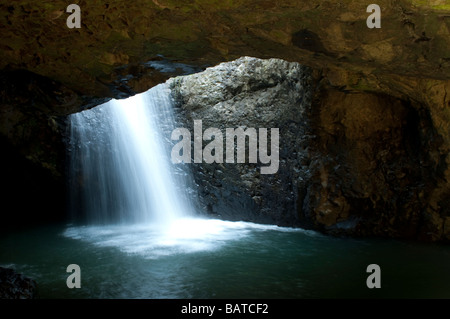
(1, 57, 449, 299)
(0, 0, 449, 302)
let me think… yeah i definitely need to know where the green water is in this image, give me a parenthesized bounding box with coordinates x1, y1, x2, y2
(1, 218, 449, 299)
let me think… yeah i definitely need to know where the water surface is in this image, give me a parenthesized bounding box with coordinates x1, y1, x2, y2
(1, 217, 449, 299)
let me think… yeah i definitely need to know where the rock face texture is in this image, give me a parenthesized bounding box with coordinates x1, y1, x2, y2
(169, 58, 314, 225)
(0, 267, 37, 299)
(0, 1, 449, 240)
(308, 89, 448, 240)
(169, 57, 449, 241)
(1, 0, 449, 92)
(1, 0, 449, 179)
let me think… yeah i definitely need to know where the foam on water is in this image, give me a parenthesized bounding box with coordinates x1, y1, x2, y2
(67, 82, 320, 261)
(63, 218, 317, 259)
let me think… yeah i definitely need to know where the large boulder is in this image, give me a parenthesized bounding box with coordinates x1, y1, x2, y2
(169, 57, 449, 241)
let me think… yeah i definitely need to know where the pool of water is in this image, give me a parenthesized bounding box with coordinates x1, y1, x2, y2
(1, 217, 449, 299)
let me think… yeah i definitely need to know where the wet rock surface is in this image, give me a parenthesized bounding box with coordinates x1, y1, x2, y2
(169, 57, 449, 241)
(168, 57, 314, 225)
(1, 0, 449, 183)
(0, 267, 37, 299)
(0, 1, 449, 241)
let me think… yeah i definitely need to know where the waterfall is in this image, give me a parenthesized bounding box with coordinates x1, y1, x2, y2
(68, 83, 192, 225)
(64, 84, 304, 260)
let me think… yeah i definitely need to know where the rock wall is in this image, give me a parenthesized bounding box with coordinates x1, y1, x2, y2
(1, 0, 449, 98)
(1, 0, 449, 183)
(168, 57, 314, 225)
(307, 89, 448, 240)
(0, 0, 449, 241)
(169, 57, 449, 241)
(0, 267, 37, 299)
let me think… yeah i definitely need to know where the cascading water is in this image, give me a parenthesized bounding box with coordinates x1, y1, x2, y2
(68, 83, 191, 225)
(2, 81, 449, 299)
(64, 82, 305, 260)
